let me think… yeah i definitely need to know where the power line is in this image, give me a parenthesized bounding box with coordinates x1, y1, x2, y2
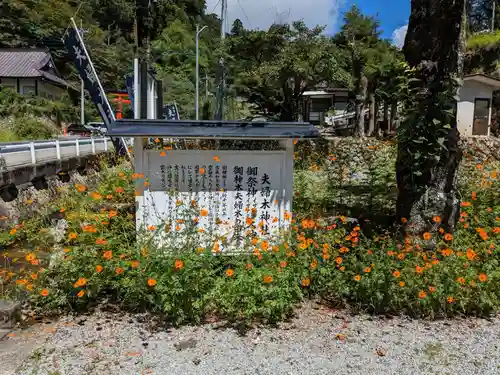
(236, 0, 253, 29)
(209, 0, 222, 15)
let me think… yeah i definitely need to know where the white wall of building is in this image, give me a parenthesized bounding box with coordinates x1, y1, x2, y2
(457, 80, 493, 137)
(1, 78, 66, 100)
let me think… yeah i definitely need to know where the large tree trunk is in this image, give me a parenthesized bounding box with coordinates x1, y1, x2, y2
(383, 101, 389, 135)
(390, 101, 397, 133)
(396, 0, 466, 236)
(355, 75, 367, 136)
(374, 100, 380, 135)
(367, 91, 375, 136)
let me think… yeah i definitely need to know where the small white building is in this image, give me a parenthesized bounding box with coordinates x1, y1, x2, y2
(299, 88, 352, 125)
(457, 74, 500, 137)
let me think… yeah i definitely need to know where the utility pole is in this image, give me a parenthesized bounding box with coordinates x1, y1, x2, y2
(205, 73, 209, 98)
(196, 24, 207, 120)
(215, 0, 226, 120)
(80, 19, 85, 126)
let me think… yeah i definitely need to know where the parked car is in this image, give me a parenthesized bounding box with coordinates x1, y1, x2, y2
(66, 123, 102, 137)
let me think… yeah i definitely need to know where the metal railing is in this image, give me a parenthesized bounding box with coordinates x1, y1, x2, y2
(0, 137, 113, 171)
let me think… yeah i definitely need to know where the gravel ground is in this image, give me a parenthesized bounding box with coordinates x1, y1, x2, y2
(5, 302, 500, 375)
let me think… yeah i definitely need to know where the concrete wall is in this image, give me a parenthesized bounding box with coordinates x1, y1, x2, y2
(457, 80, 493, 137)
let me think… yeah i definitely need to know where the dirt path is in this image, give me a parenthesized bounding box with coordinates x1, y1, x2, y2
(3, 303, 500, 375)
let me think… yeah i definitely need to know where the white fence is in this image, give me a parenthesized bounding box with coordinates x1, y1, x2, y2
(0, 137, 113, 171)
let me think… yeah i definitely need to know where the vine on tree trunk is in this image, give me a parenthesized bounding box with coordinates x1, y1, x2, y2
(396, 61, 463, 236)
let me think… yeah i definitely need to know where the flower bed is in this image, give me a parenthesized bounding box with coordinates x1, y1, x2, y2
(1, 138, 499, 324)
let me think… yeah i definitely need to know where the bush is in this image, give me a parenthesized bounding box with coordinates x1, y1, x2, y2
(12, 117, 54, 140)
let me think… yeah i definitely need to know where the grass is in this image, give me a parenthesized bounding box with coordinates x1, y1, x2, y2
(467, 30, 500, 51)
(0, 138, 499, 325)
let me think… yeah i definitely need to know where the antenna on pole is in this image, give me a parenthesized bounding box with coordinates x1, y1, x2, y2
(215, 0, 226, 120)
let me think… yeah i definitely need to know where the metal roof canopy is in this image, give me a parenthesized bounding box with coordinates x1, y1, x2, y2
(108, 119, 320, 140)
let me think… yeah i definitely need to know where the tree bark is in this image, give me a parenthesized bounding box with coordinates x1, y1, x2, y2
(355, 75, 367, 136)
(374, 100, 380, 135)
(383, 101, 389, 135)
(367, 91, 375, 136)
(396, 0, 466, 236)
(390, 101, 397, 133)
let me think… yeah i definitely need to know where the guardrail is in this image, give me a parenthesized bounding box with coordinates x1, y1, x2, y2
(0, 137, 113, 171)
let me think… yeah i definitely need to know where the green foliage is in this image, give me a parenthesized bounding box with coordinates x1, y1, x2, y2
(12, 117, 53, 140)
(230, 22, 351, 120)
(2, 140, 499, 324)
(396, 61, 463, 193)
(468, 30, 500, 50)
(0, 88, 79, 139)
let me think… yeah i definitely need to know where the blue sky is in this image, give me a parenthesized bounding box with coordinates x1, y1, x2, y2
(206, 0, 411, 47)
(336, 0, 410, 39)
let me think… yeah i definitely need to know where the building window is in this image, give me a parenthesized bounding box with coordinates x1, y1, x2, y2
(472, 98, 490, 136)
(22, 85, 36, 96)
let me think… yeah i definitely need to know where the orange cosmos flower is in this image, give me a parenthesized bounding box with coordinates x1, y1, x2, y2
(103, 250, 113, 260)
(73, 278, 88, 288)
(147, 278, 157, 287)
(90, 192, 102, 200)
(95, 238, 107, 245)
(160, 151, 166, 157)
(335, 257, 343, 265)
(354, 275, 361, 281)
(263, 275, 273, 283)
(401, 217, 408, 223)
(96, 265, 103, 273)
(444, 233, 453, 241)
(200, 209, 208, 217)
(199, 167, 205, 175)
(392, 270, 401, 278)
(415, 265, 424, 274)
(466, 248, 477, 261)
(428, 286, 436, 293)
(174, 259, 184, 270)
(399, 281, 405, 287)
(115, 267, 124, 275)
(478, 273, 488, 282)
(418, 290, 427, 299)
(115, 187, 124, 193)
(423, 232, 432, 240)
(432, 216, 441, 223)
(77, 290, 86, 298)
(456, 277, 466, 285)
(225, 269, 234, 277)
(213, 156, 220, 162)
(301, 278, 311, 287)
(40, 289, 49, 297)
(148, 225, 157, 231)
(447, 296, 455, 304)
